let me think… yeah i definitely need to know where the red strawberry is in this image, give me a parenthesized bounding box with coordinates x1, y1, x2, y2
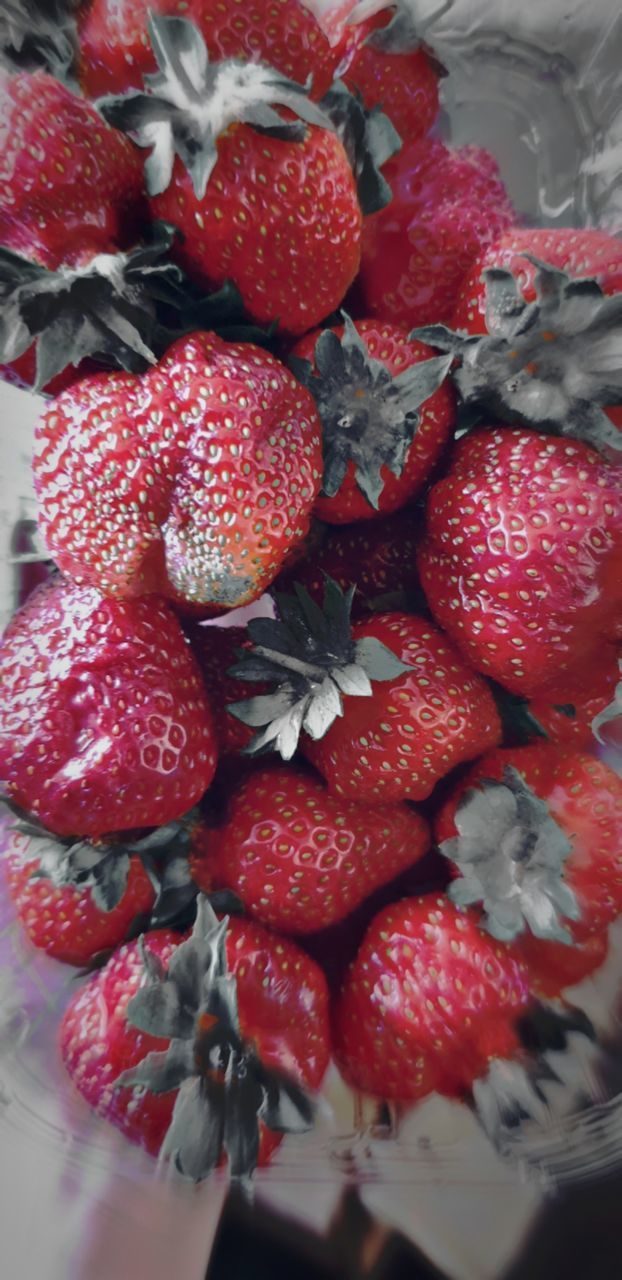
(228, 578, 501, 804)
(186, 624, 261, 756)
(0, 809, 154, 967)
(417, 232, 622, 455)
(0, 223, 187, 396)
(191, 763, 430, 933)
(0, 797, 208, 966)
(0, 70, 144, 273)
(435, 745, 622, 948)
(418, 427, 622, 696)
(516, 930, 609, 1000)
(452, 227, 622, 337)
(527, 647, 621, 749)
(273, 506, 425, 617)
(0, 577, 218, 836)
(340, 0, 442, 142)
(60, 898, 330, 1178)
(34, 331, 323, 611)
(351, 138, 515, 329)
(333, 895, 532, 1101)
(99, 15, 361, 335)
(290, 315, 454, 523)
(78, 0, 345, 100)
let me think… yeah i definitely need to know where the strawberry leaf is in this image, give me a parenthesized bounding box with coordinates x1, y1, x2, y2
(320, 80, 401, 215)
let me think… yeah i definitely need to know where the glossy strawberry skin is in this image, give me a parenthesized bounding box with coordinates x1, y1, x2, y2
(515, 929, 609, 999)
(302, 612, 502, 804)
(34, 333, 324, 611)
(419, 428, 622, 696)
(59, 918, 330, 1160)
(340, 11, 439, 142)
(273, 507, 424, 617)
(333, 895, 531, 1101)
(351, 139, 515, 329)
(292, 320, 455, 523)
(0, 817, 154, 967)
(452, 227, 622, 336)
(78, 0, 344, 100)
(435, 745, 622, 943)
(150, 128, 361, 336)
(186, 624, 259, 755)
(527, 647, 621, 749)
(191, 764, 431, 933)
(0, 71, 145, 271)
(0, 578, 218, 837)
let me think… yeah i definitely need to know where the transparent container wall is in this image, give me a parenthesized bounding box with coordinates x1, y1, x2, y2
(1, 3, 621, 1279)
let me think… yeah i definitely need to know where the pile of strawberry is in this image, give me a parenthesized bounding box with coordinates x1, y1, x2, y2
(1, 0, 622, 1186)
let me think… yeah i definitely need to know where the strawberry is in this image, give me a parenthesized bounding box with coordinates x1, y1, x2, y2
(515, 930, 609, 1000)
(191, 762, 430, 933)
(0, 222, 188, 396)
(435, 745, 622, 948)
(0, 577, 218, 837)
(186, 624, 261, 756)
(228, 577, 501, 803)
(340, 0, 445, 142)
(34, 331, 323, 611)
(99, 14, 362, 335)
(333, 894, 532, 1102)
(77, 0, 346, 100)
(273, 506, 426, 617)
(526, 647, 621, 749)
(290, 314, 453, 522)
(60, 898, 330, 1179)
(350, 137, 515, 329)
(418, 427, 622, 696)
(415, 244, 622, 455)
(0, 70, 145, 274)
(0, 0, 78, 79)
(0, 797, 207, 966)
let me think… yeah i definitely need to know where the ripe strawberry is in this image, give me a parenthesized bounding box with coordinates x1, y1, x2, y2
(333, 895, 532, 1101)
(290, 315, 453, 522)
(527, 648, 621, 749)
(416, 239, 622, 455)
(418, 427, 622, 696)
(0, 577, 218, 837)
(340, 0, 443, 142)
(435, 745, 622, 947)
(60, 898, 330, 1179)
(77, 0, 345, 100)
(191, 763, 430, 933)
(273, 506, 426, 617)
(186, 624, 261, 755)
(0, 798, 206, 966)
(34, 331, 323, 611)
(99, 14, 361, 335)
(0, 223, 187, 396)
(229, 577, 501, 803)
(0, 70, 144, 273)
(351, 138, 515, 329)
(516, 930, 609, 1000)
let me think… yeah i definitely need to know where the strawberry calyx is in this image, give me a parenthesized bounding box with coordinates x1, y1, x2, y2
(97, 13, 334, 202)
(320, 80, 401, 215)
(439, 766, 580, 944)
(0, 789, 200, 926)
(412, 254, 622, 455)
(592, 659, 622, 743)
(347, 0, 453, 54)
(115, 896, 315, 1183)
(290, 312, 452, 508)
(228, 575, 412, 759)
(0, 221, 188, 393)
(0, 0, 78, 81)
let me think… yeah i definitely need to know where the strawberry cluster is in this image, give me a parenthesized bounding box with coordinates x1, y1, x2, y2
(1, 0, 622, 1186)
